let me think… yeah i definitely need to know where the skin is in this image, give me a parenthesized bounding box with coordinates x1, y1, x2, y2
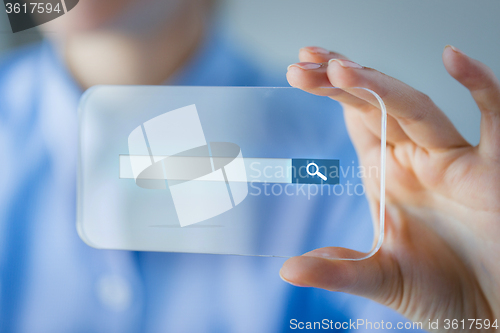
(36, 0, 211, 88)
(282, 46, 500, 332)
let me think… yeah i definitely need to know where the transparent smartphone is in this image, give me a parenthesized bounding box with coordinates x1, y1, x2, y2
(77, 86, 386, 260)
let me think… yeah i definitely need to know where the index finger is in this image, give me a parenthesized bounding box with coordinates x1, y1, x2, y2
(327, 59, 470, 151)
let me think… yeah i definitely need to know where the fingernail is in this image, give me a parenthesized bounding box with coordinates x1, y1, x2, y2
(279, 270, 310, 288)
(301, 46, 331, 55)
(328, 58, 363, 69)
(446, 44, 464, 54)
(287, 62, 322, 71)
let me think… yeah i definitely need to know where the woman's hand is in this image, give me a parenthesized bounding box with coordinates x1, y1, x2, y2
(281, 45, 500, 332)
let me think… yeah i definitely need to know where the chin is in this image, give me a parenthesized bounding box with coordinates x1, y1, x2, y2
(39, 0, 136, 34)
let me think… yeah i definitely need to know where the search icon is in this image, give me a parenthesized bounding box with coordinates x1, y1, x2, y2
(306, 162, 327, 181)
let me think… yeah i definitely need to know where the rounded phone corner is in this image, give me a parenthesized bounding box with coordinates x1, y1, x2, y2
(76, 218, 102, 250)
(78, 85, 104, 110)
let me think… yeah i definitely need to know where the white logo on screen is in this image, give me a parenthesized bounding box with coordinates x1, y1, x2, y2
(127, 104, 248, 227)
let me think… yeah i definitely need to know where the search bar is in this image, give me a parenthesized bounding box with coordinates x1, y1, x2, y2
(119, 155, 339, 185)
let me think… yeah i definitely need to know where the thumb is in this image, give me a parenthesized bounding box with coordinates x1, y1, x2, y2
(279, 247, 401, 306)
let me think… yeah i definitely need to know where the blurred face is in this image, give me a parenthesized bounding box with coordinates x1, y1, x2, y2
(39, 0, 183, 35)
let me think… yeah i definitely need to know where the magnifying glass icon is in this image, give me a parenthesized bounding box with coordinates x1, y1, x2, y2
(306, 162, 327, 181)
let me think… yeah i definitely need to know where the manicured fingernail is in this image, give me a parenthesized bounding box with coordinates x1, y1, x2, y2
(301, 46, 331, 55)
(287, 62, 322, 71)
(328, 58, 363, 69)
(446, 44, 464, 54)
(279, 270, 310, 288)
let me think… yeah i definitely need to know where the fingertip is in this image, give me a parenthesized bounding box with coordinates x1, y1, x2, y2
(280, 255, 355, 291)
(328, 58, 363, 69)
(286, 62, 331, 90)
(444, 44, 465, 55)
(326, 59, 366, 88)
(442, 45, 469, 79)
(286, 65, 305, 88)
(279, 262, 311, 288)
(443, 45, 497, 92)
(443, 44, 482, 82)
(299, 47, 347, 63)
(280, 256, 308, 283)
(300, 46, 332, 55)
(280, 256, 324, 288)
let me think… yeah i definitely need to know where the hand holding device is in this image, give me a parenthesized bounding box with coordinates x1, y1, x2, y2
(283, 45, 500, 330)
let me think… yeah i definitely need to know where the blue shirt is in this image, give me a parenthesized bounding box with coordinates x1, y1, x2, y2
(0, 31, 417, 332)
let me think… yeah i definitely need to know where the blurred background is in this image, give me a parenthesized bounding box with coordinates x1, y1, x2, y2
(2, 0, 499, 145)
